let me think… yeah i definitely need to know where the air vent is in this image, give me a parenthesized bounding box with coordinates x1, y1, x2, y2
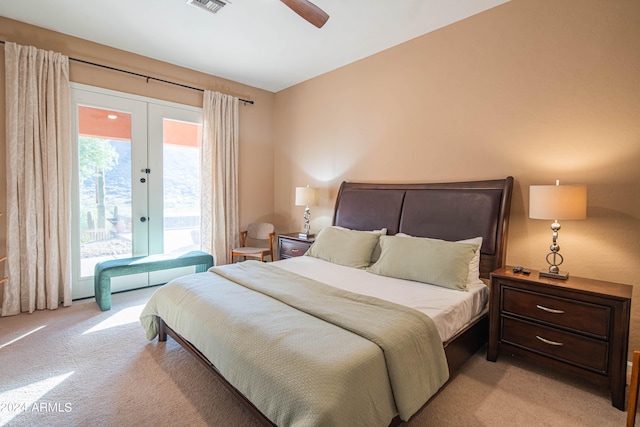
(186, 0, 229, 14)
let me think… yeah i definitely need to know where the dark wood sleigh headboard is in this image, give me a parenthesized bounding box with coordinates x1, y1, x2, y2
(332, 177, 514, 279)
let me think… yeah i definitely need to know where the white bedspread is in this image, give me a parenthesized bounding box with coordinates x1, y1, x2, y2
(273, 256, 489, 342)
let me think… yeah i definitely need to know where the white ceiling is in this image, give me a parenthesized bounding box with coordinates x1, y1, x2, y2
(0, 0, 509, 92)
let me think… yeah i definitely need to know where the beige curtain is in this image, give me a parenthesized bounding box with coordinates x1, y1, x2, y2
(200, 91, 239, 265)
(3, 42, 71, 316)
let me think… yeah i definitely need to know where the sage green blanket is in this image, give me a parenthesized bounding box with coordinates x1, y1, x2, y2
(140, 261, 449, 426)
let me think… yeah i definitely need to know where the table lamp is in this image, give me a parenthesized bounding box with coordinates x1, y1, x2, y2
(529, 180, 587, 279)
(295, 186, 319, 239)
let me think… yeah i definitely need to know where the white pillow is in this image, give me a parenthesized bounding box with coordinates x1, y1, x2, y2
(457, 237, 483, 285)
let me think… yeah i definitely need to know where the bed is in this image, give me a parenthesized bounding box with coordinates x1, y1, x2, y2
(140, 177, 514, 426)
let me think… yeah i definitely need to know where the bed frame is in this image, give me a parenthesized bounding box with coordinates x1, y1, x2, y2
(158, 177, 514, 426)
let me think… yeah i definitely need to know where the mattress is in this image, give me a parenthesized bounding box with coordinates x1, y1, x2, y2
(272, 255, 489, 342)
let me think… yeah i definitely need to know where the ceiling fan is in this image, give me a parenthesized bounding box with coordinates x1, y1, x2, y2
(187, 0, 329, 28)
(280, 0, 329, 28)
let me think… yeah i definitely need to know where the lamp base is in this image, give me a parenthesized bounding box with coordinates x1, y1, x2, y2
(539, 271, 569, 280)
(298, 233, 315, 239)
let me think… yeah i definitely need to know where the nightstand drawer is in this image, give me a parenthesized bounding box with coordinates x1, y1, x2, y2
(502, 287, 610, 339)
(501, 317, 609, 374)
(279, 239, 309, 258)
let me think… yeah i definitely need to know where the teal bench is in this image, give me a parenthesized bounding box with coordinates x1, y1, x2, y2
(94, 250, 214, 311)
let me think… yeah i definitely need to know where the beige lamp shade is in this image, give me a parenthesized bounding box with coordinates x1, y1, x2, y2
(529, 184, 587, 220)
(295, 186, 319, 207)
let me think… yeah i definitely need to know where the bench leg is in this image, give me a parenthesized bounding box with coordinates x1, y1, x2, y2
(195, 261, 213, 273)
(94, 275, 112, 311)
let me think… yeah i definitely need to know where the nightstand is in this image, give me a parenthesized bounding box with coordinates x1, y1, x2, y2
(277, 233, 315, 260)
(487, 267, 632, 410)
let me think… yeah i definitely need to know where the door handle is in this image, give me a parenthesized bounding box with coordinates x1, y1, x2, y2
(140, 217, 147, 223)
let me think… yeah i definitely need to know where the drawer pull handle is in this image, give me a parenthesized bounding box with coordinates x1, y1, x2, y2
(536, 304, 564, 314)
(536, 335, 564, 346)
(291, 248, 299, 253)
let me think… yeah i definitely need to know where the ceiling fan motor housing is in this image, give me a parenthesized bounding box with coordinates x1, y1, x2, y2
(186, 0, 229, 15)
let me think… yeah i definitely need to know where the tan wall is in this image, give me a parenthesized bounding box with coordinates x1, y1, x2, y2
(0, 16, 276, 258)
(273, 0, 640, 354)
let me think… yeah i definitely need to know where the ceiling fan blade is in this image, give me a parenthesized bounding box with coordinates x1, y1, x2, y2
(280, 0, 329, 28)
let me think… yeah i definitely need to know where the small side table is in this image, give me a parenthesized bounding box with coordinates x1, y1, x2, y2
(487, 266, 632, 410)
(277, 233, 315, 260)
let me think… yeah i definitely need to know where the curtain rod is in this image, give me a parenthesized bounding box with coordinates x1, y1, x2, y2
(0, 40, 254, 105)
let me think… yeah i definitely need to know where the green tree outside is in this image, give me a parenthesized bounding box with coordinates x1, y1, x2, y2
(78, 136, 119, 230)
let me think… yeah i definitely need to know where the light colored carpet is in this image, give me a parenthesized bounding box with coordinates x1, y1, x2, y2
(0, 286, 631, 426)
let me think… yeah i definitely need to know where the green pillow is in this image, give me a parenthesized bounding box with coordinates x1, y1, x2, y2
(305, 226, 380, 269)
(367, 235, 477, 290)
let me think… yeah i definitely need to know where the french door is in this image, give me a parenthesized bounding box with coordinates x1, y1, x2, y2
(70, 85, 203, 299)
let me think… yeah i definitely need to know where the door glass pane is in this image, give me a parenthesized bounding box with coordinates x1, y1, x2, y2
(162, 119, 202, 254)
(78, 106, 133, 277)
